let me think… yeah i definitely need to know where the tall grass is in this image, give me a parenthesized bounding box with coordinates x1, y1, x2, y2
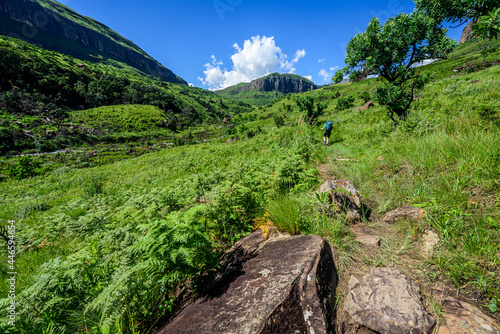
(266, 196, 301, 235)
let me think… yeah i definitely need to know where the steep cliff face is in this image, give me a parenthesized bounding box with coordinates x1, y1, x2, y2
(216, 73, 317, 106)
(244, 73, 317, 94)
(0, 0, 186, 85)
(459, 20, 476, 44)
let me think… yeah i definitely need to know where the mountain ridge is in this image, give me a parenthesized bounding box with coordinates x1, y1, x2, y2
(216, 73, 317, 106)
(0, 0, 186, 84)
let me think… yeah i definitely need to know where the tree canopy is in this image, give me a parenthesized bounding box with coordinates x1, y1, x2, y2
(415, 0, 500, 25)
(472, 7, 500, 40)
(334, 12, 456, 123)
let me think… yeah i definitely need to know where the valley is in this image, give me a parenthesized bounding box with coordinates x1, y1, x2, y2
(0, 0, 499, 333)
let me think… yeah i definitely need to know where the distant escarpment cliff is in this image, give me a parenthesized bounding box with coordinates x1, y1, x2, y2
(216, 73, 317, 106)
(0, 0, 186, 85)
(241, 73, 317, 94)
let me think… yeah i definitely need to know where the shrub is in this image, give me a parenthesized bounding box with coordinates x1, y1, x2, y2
(360, 91, 371, 103)
(273, 114, 285, 128)
(7, 156, 41, 179)
(336, 96, 355, 110)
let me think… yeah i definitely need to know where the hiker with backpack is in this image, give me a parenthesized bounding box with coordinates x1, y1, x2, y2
(321, 120, 333, 146)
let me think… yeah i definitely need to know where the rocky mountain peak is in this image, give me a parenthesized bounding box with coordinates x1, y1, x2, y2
(244, 73, 317, 94)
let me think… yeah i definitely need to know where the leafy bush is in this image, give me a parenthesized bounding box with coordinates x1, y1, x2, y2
(273, 114, 285, 128)
(336, 96, 355, 111)
(360, 91, 371, 103)
(207, 184, 258, 245)
(7, 156, 41, 179)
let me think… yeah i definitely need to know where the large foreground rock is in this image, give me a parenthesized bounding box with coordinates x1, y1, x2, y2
(159, 230, 337, 334)
(317, 179, 363, 221)
(344, 267, 436, 334)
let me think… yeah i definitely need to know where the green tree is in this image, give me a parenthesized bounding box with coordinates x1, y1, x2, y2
(415, 0, 500, 25)
(334, 12, 456, 124)
(296, 97, 327, 125)
(415, 0, 500, 39)
(49, 108, 69, 130)
(273, 114, 285, 128)
(472, 8, 500, 40)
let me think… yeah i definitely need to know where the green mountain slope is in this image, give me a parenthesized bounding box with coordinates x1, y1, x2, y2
(216, 73, 317, 106)
(0, 0, 186, 84)
(0, 35, 251, 154)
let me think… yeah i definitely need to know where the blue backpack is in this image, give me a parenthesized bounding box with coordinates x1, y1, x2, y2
(324, 121, 333, 131)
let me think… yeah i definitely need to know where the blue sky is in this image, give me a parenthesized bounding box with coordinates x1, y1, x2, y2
(58, 0, 465, 88)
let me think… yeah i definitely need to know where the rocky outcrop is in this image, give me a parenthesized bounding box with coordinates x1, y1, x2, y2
(244, 73, 317, 94)
(354, 101, 375, 111)
(0, 0, 186, 84)
(459, 20, 476, 44)
(159, 230, 337, 334)
(344, 267, 436, 334)
(382, 206, 426, 224)
(219, 73, 317, 96)
(433, 287, 500, 334)
(317, 179, 363, 221)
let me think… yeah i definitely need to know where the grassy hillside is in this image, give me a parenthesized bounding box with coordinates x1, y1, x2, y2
(265, 37, 500, 315)
(0, 36, 252, 154)
(217, 88, 285, 107)
(0, 38, 499, 333)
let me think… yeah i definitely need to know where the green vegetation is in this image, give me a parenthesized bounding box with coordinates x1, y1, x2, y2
(0, 36, 251, 154)
(1, 6, 500, 333)
(334, 12, 456, 123)
(216, 73, 316, 106)
(415, 0, 500, 24)
(266, 196, 302, 235)
(473, 7, 500, 40)
(416, 0, 500, 40)
(216, 87, 284, 106)
(296, 96, 328, 125)
(0, 124, 345, 333)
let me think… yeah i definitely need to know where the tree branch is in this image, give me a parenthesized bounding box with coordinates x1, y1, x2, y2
(406, 44, 417, 70)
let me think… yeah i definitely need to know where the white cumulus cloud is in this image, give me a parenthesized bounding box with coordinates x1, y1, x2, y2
(199, 36, 306, 90)
(319, 66, 340, 82)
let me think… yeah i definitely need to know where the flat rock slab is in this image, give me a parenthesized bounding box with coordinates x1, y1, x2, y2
(159, 231, 337, 334)
(349, 224, 380, 247)
(344, 267, 435, 334)
(433, 287, 500, 334)
(382, 206, 426, 224)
